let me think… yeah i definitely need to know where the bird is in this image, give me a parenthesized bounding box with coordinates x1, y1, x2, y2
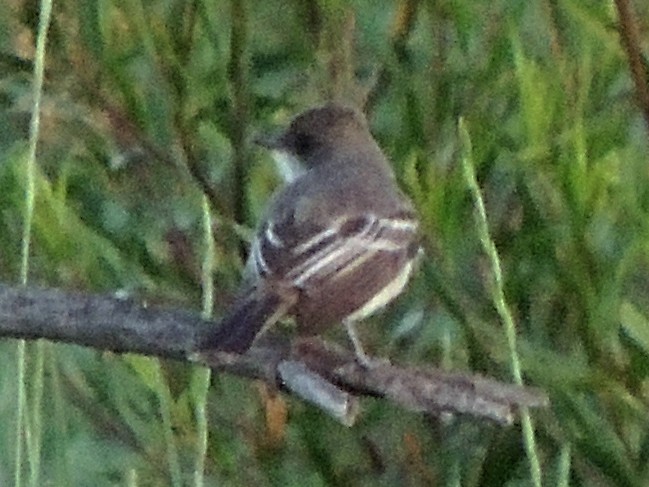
(204, 103, 420, 363)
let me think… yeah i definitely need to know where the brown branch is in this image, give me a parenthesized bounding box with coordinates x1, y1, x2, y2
(0, 283, 206, 359)
(615, 0, 649, 132)
(0, 283, 548, 425)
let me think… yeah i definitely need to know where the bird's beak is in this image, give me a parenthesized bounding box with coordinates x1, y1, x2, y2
(252, 131, 283, 150)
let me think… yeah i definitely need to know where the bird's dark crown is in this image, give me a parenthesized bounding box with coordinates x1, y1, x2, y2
(278, 103, 371, 162)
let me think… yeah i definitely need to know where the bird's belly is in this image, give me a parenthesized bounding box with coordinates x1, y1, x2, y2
(293, 250, 414, 334)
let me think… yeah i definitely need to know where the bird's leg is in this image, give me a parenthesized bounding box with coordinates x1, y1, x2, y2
(344, 321, 374, 367)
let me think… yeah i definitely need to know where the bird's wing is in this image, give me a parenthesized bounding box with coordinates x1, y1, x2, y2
(250, 210, 419, 289)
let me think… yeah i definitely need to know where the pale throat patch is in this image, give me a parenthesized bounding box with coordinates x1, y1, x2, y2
(271, 150, 306, 183)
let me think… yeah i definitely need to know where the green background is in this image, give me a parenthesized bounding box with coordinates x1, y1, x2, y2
(1, 0, 649, 485)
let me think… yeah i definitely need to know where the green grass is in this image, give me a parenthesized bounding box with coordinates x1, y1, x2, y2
(1, 0, 649, 485)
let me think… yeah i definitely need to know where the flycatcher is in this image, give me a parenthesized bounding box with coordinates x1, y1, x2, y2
(205, 103, 420, 362)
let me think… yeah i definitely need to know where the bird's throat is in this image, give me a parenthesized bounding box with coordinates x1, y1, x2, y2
(271, 150, 306, 183)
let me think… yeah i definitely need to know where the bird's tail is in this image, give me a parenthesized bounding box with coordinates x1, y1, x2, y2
(201, 286, 295, 353)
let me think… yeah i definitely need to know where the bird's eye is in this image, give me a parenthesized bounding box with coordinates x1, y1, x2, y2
(293, 133, 316, 157)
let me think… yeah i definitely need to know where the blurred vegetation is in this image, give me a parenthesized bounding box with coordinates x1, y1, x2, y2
(1, 0, 649, 485)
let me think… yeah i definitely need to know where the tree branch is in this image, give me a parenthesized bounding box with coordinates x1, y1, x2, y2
(0, 283, 548, 425)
